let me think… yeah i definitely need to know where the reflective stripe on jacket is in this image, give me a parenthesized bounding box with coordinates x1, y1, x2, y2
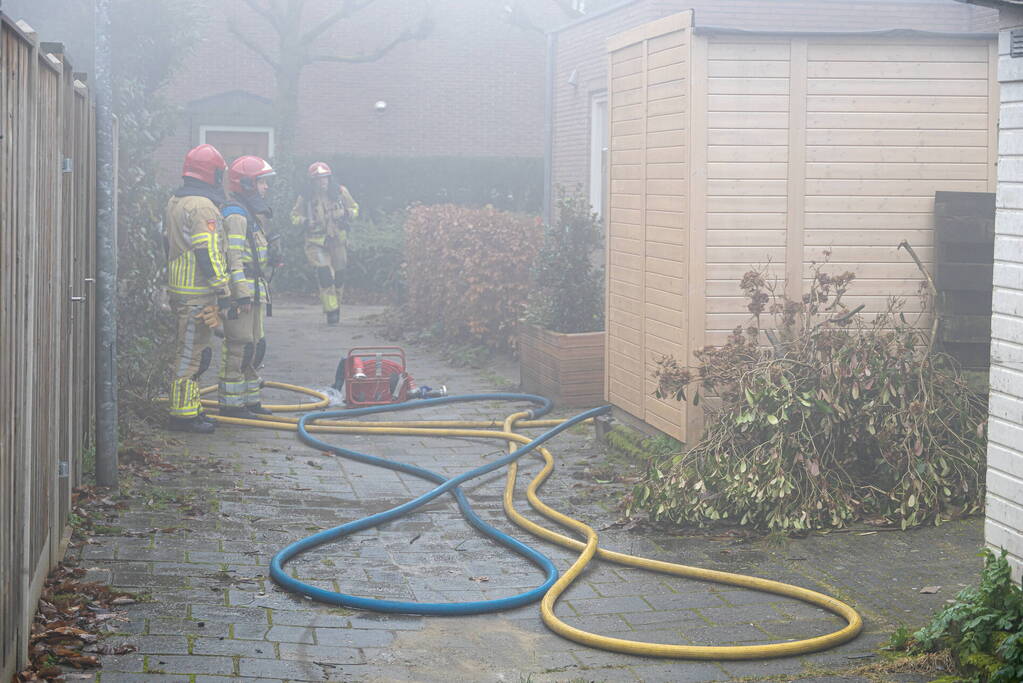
(223, 202, 271, 302)
(165, 194, 229, 297)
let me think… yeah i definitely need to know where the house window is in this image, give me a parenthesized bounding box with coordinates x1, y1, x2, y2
(199, 125, 275, 163)
(589, 93, 608, 219)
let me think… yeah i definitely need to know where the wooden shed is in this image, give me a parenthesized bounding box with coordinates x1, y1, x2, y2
(604, 10, 998, 442)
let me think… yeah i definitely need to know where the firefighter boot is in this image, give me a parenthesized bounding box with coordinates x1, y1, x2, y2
(246, 403, 273, 415)
(326, 309, 340, 326)
(220, 405, 260, 420)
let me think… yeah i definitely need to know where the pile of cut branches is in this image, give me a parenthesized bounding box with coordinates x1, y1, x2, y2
(630, 258, 986, 531)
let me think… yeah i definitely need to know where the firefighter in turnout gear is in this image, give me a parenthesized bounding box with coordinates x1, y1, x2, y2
(291, 162, 359, 325)
(164, 144, 230, 433)
(218, 155, 278, 417)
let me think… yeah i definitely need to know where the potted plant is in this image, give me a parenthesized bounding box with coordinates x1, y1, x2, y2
(519, 187, 605, 406)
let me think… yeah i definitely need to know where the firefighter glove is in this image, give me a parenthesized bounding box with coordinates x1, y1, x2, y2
(195, 305, 222, 329)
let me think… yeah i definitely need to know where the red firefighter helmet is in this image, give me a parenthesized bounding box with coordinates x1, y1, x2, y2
(228, 155, 276, 194)
(308, 162, 332, 179)
(182, 144, 227, 186)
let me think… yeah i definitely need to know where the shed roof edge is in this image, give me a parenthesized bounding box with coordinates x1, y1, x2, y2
(692, 25, 996, 39)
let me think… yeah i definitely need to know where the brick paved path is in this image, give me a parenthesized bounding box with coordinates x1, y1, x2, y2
(71, 300, 984, 682)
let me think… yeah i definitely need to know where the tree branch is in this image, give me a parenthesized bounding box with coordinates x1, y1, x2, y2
(303, 0, 376, 43)
(228, 20, 280, 70)
(311, 5, 432, 64)
(501, 0, 582, 34)
(238, 0, 284, 32)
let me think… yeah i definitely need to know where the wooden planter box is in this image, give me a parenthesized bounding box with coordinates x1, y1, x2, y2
(519, 323, 605, 407)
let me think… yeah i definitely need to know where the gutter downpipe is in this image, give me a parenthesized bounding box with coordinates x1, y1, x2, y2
(543, 31, 557, 226)
(94, 0, 118, 489)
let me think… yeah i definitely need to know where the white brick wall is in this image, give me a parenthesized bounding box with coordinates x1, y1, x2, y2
(989, 6, 1023, 582)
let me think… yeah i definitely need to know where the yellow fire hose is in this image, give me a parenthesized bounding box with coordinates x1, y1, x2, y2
(185, 384, 862, 659)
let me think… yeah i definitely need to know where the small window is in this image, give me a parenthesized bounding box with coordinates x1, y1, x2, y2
(199, 126, 274, 163)
(589, 93, 608, 219)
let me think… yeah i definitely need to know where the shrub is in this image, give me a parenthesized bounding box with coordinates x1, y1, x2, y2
(629, 262, 987, 531)
(401, 204, 541, 352)
(909, 548, 1023, 683)
(524, 187, 605, 333)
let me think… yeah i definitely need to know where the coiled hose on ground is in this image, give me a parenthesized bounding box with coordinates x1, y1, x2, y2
(199, 382, 863, 659)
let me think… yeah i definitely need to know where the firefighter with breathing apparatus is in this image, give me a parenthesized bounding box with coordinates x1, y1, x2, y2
(218, 155, 282, 418)
(163, 144, 231, 433)
(291, 162, 359, 325)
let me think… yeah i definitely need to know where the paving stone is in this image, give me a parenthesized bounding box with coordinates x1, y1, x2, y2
(145, 654, 235, 676)
(191, 636, 275, 658)
(683, 623, 771, 645)
(189, 605, 270, 624)
(645, 591, 729, 610)
(194, 677, 286, 683)
(99, 674, 190, 682)
(347, 613, 427, 631)
(94, 653, 145, 672)
(314, 627, 396, 648)
(237, 657, 333, 680)
(626, 662, 730, 682)
(270, 609, 352, 628)
(566, 595, 653, 616)
(265, 624, 316, 643)
(697, 604, 787, 626)
(148, 617, 232, 642)
(119, 634, 191, 655)
(277, 643, 366, 665)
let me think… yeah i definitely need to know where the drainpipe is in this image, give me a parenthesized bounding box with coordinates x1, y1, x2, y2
(94, 0, 118, 489)
(543, 31, 557, 225)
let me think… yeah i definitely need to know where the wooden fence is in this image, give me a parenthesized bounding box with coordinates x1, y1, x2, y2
(1, 14, 98, 679)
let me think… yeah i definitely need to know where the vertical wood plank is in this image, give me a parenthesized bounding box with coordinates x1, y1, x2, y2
(19, 21, 41, 670)
(686, 31, 708, 443)
(605, 50, 612, 404)
(989, 40, 999, 194)
(785, 39, 808, 301)
(639, 37, 649, 425)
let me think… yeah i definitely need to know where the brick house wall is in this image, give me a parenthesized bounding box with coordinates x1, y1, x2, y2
(551, 0, 999, 212)
(156, 0, 565, 180)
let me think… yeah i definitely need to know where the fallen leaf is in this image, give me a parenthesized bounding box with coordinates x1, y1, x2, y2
(920, 586, 941, 594)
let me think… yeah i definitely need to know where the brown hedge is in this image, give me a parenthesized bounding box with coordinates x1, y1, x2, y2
(403, 204, 541, 352)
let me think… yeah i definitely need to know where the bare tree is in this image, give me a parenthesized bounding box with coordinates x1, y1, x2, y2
(227, 0, 432, 172)
(499, 0, 583, 33)
(499, 0, 622, 34)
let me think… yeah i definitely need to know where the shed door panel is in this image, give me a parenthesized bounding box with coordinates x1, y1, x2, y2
(607, 18, 691, 441)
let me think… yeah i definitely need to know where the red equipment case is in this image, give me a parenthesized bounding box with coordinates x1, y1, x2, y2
(344, 347, 409, 407)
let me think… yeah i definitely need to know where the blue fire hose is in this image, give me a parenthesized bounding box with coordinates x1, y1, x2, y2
(269, 393, 611, 615)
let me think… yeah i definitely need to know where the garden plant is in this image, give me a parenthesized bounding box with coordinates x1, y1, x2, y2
(523, 186, 605, 334)
(630, 259, 987, 531)
(900, 548, 1023, 683)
